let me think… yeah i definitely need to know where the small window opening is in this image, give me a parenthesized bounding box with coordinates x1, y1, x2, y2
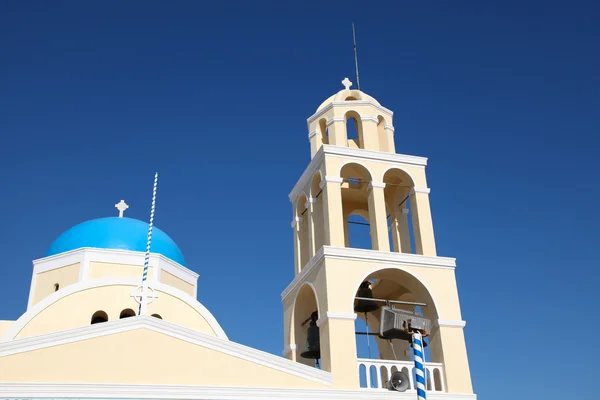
(151, 314, 162, 319)
(91, 311, 108, 324)
(54, 283, 60, 292)
(120, 308, 136, 319)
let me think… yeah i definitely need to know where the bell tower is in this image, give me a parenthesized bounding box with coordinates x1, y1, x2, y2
(282, 78, 474, 395)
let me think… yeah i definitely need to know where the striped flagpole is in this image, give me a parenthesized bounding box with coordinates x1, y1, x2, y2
(412, 332, 427, 400)
(138, 172, 158, 315)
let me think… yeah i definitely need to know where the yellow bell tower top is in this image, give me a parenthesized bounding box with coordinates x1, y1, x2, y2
(307, 78, 395, 157)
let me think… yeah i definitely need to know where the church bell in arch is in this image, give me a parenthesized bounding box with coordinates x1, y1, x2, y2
(300, 311, 320, 360)
(354, 281, 380, 314)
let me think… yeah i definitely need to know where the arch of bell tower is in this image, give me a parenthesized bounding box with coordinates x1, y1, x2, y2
(307, 78, 395, 157)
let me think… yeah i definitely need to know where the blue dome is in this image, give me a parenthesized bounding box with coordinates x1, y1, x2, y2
(46, 217, 186, 266)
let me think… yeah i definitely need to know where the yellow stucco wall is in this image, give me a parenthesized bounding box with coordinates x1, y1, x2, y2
(15, 284, 218, 339)
(0, 328, 329, 388)
(88, 261, 153, 280)
(161, 270, 194, 296)
(32, 263, 80, 306)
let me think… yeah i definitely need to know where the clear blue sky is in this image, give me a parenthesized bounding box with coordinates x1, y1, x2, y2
(1, 1, 599, 398)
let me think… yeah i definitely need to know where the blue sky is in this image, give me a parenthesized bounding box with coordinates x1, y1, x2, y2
(1, 1, 599, 398)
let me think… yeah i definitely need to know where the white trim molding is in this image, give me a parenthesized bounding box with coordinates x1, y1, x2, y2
(308, 130, 318, 139)
(282, 246, 456, 302)
(412, 187, 431, 194)
(435, 319, 467, 328)
(0, 316, 331, 386)
(3, 278, 227, 342)
(325, 116, 344, 126)
(316, 312, 357, 327)
(360, 116, 379, 123)
(282, 343, 297, 357)
(368, 181, 386, 189)
(0, 382, 477, 399)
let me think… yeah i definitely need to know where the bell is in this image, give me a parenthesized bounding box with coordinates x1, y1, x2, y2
(354, 281, 380, 314)
(300, 311, 320, 360)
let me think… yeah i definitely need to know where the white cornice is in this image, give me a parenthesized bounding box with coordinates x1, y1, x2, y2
(289, 145, 428, 202)
(281, 246, 456, 301)
(282, 343, 297, 357)
(316, 312, 357, 327)
(0, 316, 331, 386)
(32, 247, 198, 285)
(412, 187, 431, 194)
(0, 382, 477, 399)
(435, 319, 467, 328)
(3, 278, 227, 342)
(323, 145, 428, 167)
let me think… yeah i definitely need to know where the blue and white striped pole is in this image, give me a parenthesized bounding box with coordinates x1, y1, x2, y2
(138, 172, 158, 316)
(412, 332, 427, 400)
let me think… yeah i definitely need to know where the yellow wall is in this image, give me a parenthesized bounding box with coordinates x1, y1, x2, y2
(161, 270, 194, 297)
(0, 328, 329, 388)
(15, 284, 218, 339)
(32, 263, 80, 306)
(88, 261, 152, 280)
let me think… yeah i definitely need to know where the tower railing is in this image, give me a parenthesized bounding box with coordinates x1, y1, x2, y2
(357, 358, 445, 392)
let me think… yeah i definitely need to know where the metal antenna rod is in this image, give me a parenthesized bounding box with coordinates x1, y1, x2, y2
(352, 22, 361, 90)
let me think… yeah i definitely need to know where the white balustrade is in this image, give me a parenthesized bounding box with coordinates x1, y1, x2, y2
(357, 358, 445, 392)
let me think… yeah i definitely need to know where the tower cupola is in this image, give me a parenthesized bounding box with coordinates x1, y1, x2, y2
(307, 78, 395, 157)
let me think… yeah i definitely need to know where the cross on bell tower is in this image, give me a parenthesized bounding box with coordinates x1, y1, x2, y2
(281, 80, 474, 396)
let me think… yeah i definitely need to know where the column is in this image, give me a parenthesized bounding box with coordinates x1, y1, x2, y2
(317, 315, 360, 388)
(305, 197, 316, 259)
(320, 176, 345, 247)
(291, 216, 303, 275)
(367, 182, 390, 252)
(326, 118, 347, 147)
(389, 188, 411, 253)
(360, 117, 379, 150)
(428, 322, 473, 394)
(409, 188, 437, 256)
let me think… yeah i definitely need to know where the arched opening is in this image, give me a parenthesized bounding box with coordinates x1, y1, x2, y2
(292, 283, 320, 368)
(352, 268, 439, 367)
(90, 310, 108, 324)
(318, 118, 328, 146)
(377, 115, 389, 152)
(295, 193, 309, 270)
(310, 171, 324, 253)
(119, 308, 136, 319)
(54, 283, 60, 292)
(346, 212, 371, 249)
(383, 168, 416, 254)
(345, 110, 363, 149)
(345, 96, 358, 101)
(151, 313, 162, 319)
(340, 163, 374, 249)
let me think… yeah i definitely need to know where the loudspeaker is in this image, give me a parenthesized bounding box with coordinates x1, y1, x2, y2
(388, 371, 410, 392)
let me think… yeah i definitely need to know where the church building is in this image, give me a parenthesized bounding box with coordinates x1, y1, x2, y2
(0, 79, 476, 399)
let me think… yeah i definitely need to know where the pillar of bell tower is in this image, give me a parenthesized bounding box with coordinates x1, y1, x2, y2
(283, 78, 474, 396)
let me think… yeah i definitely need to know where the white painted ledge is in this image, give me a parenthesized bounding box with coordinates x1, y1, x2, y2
(0, 382, 478, 399)
(281, 246, 456, 301)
